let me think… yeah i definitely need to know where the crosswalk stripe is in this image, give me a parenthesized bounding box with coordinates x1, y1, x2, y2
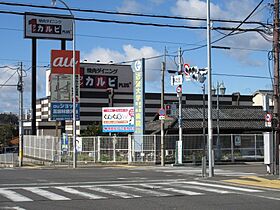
(85, 186, 141, 198)
(140, 184, 203, 195)
(118, 185, 171, 197)
(0, 189, 33, 202)
(23, 187, 71, 201)
(186, 181, 263, 192)
(55, 186, 107, 199)
(172, 183, 231, 194)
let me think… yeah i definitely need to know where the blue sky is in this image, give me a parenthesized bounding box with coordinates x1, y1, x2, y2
(0, 0, 274, 113)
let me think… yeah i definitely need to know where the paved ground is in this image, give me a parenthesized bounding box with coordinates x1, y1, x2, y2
(0, 163, 279, 210)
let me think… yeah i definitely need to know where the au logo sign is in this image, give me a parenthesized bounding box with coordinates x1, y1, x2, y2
(51, 50, 80, 74)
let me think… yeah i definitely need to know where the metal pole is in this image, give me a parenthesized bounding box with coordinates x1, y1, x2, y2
(207, 0, 214, 177)
(61, 39, 66, 136)
(72, 9, 77, 169)
(18, 62, 24, 167)
(202, 83, 206, 177)
(31, 38, 37, 135)
(217, 82, 220, 161)
(161, 60, 165, 166)
(273, 0, 280, 176)
(56, 0, 77, 168)
(178, 48, 183, 165)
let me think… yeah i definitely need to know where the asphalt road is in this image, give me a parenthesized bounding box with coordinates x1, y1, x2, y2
(0, 164, 279, 210)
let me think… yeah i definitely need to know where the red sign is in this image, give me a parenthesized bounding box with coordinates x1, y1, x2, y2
(265, 113, 272, 122)
(51, 50, 80, 74)
(176, 86, 182, 93)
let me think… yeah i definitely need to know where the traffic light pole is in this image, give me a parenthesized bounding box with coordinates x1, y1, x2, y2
(177, 48, 183, 165)
(161, 61, 165, 166)
(18, 62, 24, 167)
(273, 0, 280, 175)
(207, 0, 214, 177)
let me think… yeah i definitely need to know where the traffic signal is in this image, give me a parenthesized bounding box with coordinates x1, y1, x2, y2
(165, 104, 171, 116)
(183, 64, 208, 83)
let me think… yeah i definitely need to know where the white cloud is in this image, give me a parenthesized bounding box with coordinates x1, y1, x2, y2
(171, 0, 225, 21)
(83, 44, 162, 82)
(117, 0, 142, 13)
(0, 65, 47, 113)
(0, 67, 20, 113)
(172, 0, 271, 66)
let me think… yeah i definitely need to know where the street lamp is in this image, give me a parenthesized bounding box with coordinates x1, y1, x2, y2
(212, 82, 226, 161)
(52, 0, 77, 168)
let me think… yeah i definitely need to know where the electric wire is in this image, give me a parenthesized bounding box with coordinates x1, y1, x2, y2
(0, 1, 271, 27)
(0, 10, 268, 32)
(0, 70, 17, 88)
(182, 0, 265, 53)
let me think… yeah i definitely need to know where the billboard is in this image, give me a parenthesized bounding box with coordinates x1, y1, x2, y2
(102, 107, 134, 133)
(24, 13, 73, 40)
(51, 102, 80, 120)
(50, 50, 80, 121)
(80, 63, 133, 93)
(132, 59, 145, 150)
(51, 50, 80, 74)
(50, 74, 80, 103)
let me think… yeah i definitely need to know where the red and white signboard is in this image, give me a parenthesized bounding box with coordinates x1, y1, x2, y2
(25, 13, 73, 40)
(176, 86, 182, 93)
(265, 113, 272, 122)
(265, 113, 272, 127)
(51, 50, 80, 74)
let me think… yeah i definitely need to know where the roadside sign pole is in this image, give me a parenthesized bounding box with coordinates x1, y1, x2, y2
(177, 48, 183, 165)
(161, 60, 166, 166)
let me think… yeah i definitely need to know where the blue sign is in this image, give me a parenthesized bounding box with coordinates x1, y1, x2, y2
(132, 59, 145, 151)
(51, 102, 80, 120)
(103, 125, 134, 133)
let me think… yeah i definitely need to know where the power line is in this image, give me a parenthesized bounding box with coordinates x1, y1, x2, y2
(0, 26, 271, 52)
(0, 1, 271, 27)
(0, 10, 268, 32)
(0, 70, 17, 88)
(213, 73, 271, 79)
(182, 0, 265, 53)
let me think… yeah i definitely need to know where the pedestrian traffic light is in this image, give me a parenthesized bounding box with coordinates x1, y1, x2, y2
(165, 104, 171, 116)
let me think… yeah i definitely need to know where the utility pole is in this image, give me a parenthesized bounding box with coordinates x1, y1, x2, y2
(273, 0, 280, 175)
(160, 47, 166, 166)
(176, 47, 183, 165)
(207, 0, 214, 177)
(18, 62, 24, 167)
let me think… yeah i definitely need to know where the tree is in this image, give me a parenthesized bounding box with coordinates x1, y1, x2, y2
(0, 113, 18, 147)
(81, 123, 102, 136)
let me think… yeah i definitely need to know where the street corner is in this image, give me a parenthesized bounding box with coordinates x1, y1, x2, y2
(222, 175, 280, 189)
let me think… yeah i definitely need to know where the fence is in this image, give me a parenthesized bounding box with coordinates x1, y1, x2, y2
(23, 134, 264, 165)
(23, 135, 61, 162)
(0, 153, 18, 167)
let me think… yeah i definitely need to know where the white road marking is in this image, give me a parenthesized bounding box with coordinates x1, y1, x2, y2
(85, 186, 140, 198)
(0, 189, 33, 202)
(1, 207, 27, 210)
(140, 184, 203, 195)
(172, 183, 231, 194)
(0, 179, 186, 187)
(118, 185, 171, 197)
(23, 187, 70, 200)
(55, 186, 106, 199)
(187, 181, 263, 192)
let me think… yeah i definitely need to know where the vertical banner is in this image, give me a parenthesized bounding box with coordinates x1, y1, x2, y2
(50, 50, 80, 120)
(132, 59, 145, 151)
